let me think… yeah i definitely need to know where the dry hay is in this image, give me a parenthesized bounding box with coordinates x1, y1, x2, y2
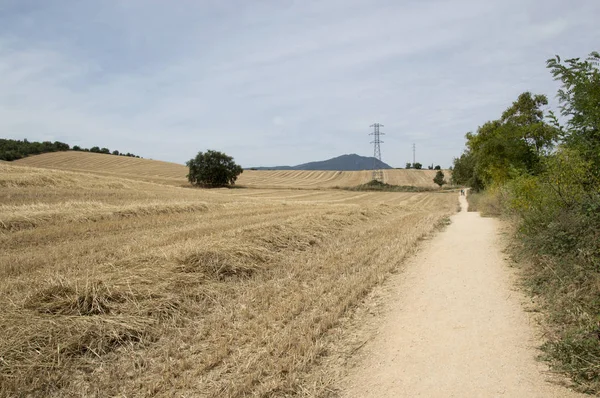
(0, 200, 209, 231)
(0, 163, 459, 397)
(14, 151, 449, 189)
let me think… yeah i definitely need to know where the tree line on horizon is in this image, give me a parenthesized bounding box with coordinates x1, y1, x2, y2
(0, 138, 140, 161)
(404, 162, 442, 170)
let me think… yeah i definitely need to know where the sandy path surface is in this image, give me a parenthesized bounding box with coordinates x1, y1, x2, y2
(341, 194, 583, 397)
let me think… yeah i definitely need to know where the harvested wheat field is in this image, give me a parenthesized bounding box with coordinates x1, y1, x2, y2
(15, 151, 446, 189)
(0, 162, 457, 397)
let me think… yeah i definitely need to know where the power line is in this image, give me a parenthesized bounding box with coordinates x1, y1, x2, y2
(369, 123, 384, 182)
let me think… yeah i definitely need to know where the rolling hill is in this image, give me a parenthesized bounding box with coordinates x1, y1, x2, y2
(1, 160, 458, 396)
(253, 153, 392, 171)
(14, 151, 448, 189)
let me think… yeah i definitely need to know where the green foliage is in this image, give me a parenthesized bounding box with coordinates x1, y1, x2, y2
(434, 165, 441, 170)
(405, 162, 412, 169)
(454, 92, 559, 191)
(456, 51, 600, 393)
(433, 170, 446, 187)
(0, 139, 70, 161)
(343, 180, 434, 192)
(72, 145, 139, 158)
(413, 162, 422, 170)
(547, 52, 600, 176)
(451, 151, 484, 191)
(0, 139, 141, 161)
(546, 52, 600, 218)
(186, 150, 243, 187)
(505, 148, 599, 263)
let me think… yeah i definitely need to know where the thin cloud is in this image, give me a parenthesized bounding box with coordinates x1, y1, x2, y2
(0, 0, 598, 167)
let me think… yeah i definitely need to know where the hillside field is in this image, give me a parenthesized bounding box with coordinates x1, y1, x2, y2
(14, 151, 447, 188)
(0, 161, 458, 396)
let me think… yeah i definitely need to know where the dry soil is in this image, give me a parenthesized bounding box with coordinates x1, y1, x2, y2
(340, 194, 584, 397)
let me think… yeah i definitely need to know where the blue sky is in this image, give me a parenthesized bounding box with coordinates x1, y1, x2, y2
(1, 0, 598, 167)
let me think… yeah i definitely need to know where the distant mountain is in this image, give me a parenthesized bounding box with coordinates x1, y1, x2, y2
(251, 154, 392, 171)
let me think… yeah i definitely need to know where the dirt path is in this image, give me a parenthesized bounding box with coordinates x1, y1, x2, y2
(341, 194, 583, 397)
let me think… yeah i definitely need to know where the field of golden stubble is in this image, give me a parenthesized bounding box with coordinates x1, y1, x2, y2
(0, 162, 457, 397)
(15, 151, 446, 189)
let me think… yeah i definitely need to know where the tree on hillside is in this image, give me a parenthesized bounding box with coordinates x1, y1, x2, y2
(186, 150, 243, 187)
(433, 170, 446, 188)
(414, 162, 423, 170)
(405, 162, 412, 169)
(0, 139, 70, 161)
(434, 165, 441, 170)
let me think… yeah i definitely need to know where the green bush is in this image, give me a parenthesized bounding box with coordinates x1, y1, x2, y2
(0, 139, 70, 161)
(503, 148, 600, 391)
(186, 150, 243, 187)
(455, 51, 600, 393)
(433, 170, 446, 187)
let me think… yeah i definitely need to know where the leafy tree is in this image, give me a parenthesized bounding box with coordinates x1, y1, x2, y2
(452, 54, 600, 390)
(428, 164, 433, 170)
(547, 52, 600, 180)
(186, 150, 243, 187)
(413, 162, 423, 170)
(405, 162, 412, 169)
(452, 150, 484, 191)
(0, 139, 139, 160)
(461, 92, 559, 189)
(0, 138, 70, 161)
(501, 92, 557, 156)
(112, 150, 120, 155)
(433, 170, 446, 187)
(434, 165, 441, 170)
(53, 141, 70, 151)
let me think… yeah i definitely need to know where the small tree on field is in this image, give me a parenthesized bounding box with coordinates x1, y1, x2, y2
(433, 170, 447, 188)
(434, 165, 441, 170)
(187, 150, 243, 187)
(414, 162, 423, 170)
(405, 162, 412, 169)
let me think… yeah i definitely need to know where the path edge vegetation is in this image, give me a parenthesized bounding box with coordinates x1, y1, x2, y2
(339, 179, 459, 192)
(455, 52, 600, 393)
